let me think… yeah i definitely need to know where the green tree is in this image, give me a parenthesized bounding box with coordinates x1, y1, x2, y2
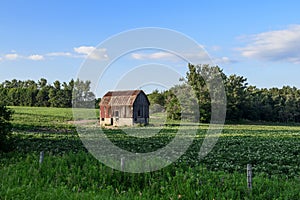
(243, 86, 262, 121)
(38, 78, 47, 89)
(7, 88, 21, 106)
(0, 88, 9, 105)
(36, 78, 50, 107)
(225, 74, 248, 121)
(49, 81, 62, 107)
(165, 90, 181, 120)
(73, 79, 95, 108)
(62, 79, 74, 108)
(186, 64, 226, 122)
(36, 87, 50, 107)
(168, 84, 199, 122)
(148, 89, 166, 113)
(148, 89, 165, 106)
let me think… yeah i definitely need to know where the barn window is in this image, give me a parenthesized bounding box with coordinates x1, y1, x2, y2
(114, 110, 119, 117)
(101, 118, 104, 121)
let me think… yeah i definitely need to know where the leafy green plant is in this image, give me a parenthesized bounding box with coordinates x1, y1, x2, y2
(0, 104, 14, 151)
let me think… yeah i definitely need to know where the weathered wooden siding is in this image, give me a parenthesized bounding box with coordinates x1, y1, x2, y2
(100, 106, 112, 119)
(110, 105, 133, 118)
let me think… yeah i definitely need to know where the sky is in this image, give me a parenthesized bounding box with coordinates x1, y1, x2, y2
(1, 0, 300, 97)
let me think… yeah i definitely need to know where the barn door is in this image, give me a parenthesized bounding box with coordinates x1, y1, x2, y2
(110, 118, 113, 125)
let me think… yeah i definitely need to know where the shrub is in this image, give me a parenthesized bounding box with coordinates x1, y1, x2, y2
(0, 104, 13, 151)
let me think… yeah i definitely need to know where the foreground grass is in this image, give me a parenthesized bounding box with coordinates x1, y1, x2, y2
(1, 151, 299, 200)
(0, 106, 299, 199)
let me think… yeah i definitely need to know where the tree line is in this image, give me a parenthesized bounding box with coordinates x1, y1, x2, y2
(1, 64, 300, 123)
(0, 78, 97, 108)
(148, 64, 300, 123)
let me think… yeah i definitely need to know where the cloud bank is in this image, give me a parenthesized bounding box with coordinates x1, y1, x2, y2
(131, 51, 236, 65)
(238, 25, 300, 63)
(0, 46, 109, 62)
(0, 46, 236, 66)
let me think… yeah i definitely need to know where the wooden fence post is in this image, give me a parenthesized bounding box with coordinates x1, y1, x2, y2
(121, 157, 125, 171)
(39, 151, 44, 164)
(247, 164, 252, 189)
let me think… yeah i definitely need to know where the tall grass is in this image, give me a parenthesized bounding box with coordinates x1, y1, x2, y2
(1, 151, 299, 199)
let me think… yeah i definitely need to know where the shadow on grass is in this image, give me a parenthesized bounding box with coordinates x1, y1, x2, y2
(12, 123, 76, 133)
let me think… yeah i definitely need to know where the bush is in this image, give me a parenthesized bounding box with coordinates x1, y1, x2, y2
(0, 105, 13, 151)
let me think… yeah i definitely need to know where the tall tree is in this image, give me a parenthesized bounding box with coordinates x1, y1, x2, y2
(186, 64, 226, 122)
(73, 79, 95, 108)
(225, 74, 248, 121)
(36, 80, 50, 107)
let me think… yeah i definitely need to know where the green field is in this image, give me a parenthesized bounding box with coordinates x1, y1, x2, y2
(0, 106, 299, 199)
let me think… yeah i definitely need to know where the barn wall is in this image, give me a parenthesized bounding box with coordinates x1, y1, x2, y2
(100, 106, 105, 118)
(100, 118, 133, 126)
(100, 118, 111, 126)
(134, 117, 149, 124)
(133, 93, 149, 124)
(114, 118, 133, 126)
(100, 105, 111, 118)
(111, 105, 133, 118)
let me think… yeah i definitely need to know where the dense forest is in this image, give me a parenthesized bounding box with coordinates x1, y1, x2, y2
(0, 78, 98, 108)
(1, 64, 300, 123)
(148, 64, 300, 123)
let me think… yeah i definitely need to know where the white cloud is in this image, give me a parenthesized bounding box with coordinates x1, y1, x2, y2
(74, 46, 108, 60)
(131, 51, 179, 61)
(130, 50, 237, 66)
(238, 25, 300, 63)
(28, 54, 44, 61)
(2, 53, 43, 61)
(0, 46, 109, 62)
(4, 53, 19, 60)
(74, 46, 95, 55)
(131, 50, 215, 63)
(212, 56, 237, 65)
(46, 52, 72, 57)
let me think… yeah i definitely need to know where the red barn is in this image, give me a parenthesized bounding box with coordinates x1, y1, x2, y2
(99, 90, 150, 126)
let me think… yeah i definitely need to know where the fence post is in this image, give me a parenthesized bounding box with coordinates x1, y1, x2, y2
(121, 157, 125, 171)
(39, 151, 44, 164)
(247, 164, 252, 189)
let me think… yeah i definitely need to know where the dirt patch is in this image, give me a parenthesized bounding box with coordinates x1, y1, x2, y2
(68, 119, 99, 125)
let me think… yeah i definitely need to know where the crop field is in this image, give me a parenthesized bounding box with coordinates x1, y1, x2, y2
(0, 106, 299, 199)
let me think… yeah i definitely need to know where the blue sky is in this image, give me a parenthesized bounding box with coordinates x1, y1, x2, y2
(1, 1, 300, 97)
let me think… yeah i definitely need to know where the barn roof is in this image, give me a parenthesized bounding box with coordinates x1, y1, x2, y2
(99, 90, 149, 106)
